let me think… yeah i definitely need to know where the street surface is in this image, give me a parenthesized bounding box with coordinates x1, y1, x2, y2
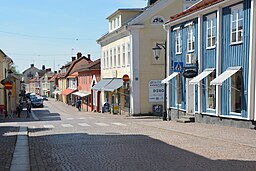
(1, 98, 256, 171)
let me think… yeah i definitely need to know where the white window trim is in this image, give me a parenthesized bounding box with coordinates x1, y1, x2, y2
(122, 44, 126, 67)
(206, 13, 217, 49)
(117, 46, 121, 68)
(230, 3, 243, 45)
(151, 15, 165, 25)
(229, 72, 242, 115)
(206, 74, 216, 111)
(187, 24, 195, 52)
(127, 43, 131, 66)
(175, 29, 182, 54)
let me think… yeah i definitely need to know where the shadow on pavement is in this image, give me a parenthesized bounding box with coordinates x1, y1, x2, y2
(28, 131, 256, 171)
(33, 110, 61, 121)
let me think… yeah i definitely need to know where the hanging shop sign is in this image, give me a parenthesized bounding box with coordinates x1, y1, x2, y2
(183, 69, 197, 78)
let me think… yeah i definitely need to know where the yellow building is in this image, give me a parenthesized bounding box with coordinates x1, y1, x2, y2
(97, 0, 199, 115)
(0, 49, 16, 116)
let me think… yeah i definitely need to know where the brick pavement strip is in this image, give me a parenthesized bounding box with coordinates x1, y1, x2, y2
(0, 126, 19, 171)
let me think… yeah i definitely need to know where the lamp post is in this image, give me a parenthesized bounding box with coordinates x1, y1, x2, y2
(152, 42, 168, 121)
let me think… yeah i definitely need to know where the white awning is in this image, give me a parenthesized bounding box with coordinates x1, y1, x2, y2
(161, 72, 179, 84)
(189, 68, 215, 85)
(210, 66, 241, 86)
(72, 91, 91, 97)
(101, 79, 123, 92)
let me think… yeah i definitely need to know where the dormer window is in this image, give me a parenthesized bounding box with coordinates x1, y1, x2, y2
(151, 16, 165, 24)
(109, 15, 121, 32)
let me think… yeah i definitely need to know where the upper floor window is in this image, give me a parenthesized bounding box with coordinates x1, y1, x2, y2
(206, 14, 217, 49)
(110, 49, 113, 68)
(103, 52, 106, 69)
(127, 43, 131, 66)
(151, 16, 165, 24)
(117, 46, 121, 67)
(122, 44, 126, 67)
(174, 27, 182, 54)
(186, 22, 195, 52)
(231, 4, 243, 44)
(106, 51, 109, 69)
(113, 48, 117, 68)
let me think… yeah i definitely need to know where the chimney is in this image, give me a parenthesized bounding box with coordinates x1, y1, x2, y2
(77, 52, 82, 59)
(148, 0, 158, 6)
(31, 64, 34, 68)
(58, 70, 61, 73)
(42, 65, 45, 70)
(87, 54, 91, 60)
(72, 56, 76, 61)
(54, 71, 57, 74)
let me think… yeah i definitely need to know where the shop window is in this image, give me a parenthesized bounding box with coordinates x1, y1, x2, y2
(206, 72, 216, 110)
(230, 71, 242, 113)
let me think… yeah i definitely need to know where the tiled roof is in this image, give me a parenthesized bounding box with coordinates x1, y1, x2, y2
(168, 0, 224, 22)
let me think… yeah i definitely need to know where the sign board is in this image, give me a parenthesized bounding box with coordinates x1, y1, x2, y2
(148, 80, 164, 102)
(174, 62, 184, 72)
(183, 69, 197, 78)
(4, 81, 12, 90)
(122, 74, 129, 82)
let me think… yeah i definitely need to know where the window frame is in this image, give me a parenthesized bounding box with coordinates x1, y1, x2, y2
(127, 43, 131, 66)
(206, 14, 217, 49)
(206, 72, 216, 111)
(186, 23, 195, 52)
(117, 46, 121, 67)
(229, 71, 242, 115)
(122, 44, 126, 67)
(176, 73, 182, 106)
(230, 4, 243, 45)
(175, 28, 182, 54)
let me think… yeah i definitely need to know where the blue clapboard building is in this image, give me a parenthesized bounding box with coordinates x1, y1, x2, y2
(163, 0, 256, 128)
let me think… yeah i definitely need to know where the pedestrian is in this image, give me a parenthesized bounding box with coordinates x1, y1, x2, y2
(16, 103, 21, 118)
(26, 100, 31, 118)
(76, 98, 82, 111)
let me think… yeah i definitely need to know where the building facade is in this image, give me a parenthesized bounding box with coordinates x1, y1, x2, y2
(164, 0, 256, 128)
(97, 0, 199, 115)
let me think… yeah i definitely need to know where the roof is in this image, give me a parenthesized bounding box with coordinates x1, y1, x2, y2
(64, 56, 92, 77)
(106, 8, 144, 20)
(75, 59, 101, 73)
(168, 0, 224, 23)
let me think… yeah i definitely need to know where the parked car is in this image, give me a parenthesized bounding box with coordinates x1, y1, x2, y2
(31, 98, 44, 108)
(41, 95, 48, 101)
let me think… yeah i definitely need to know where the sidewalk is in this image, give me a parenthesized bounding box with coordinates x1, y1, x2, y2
(0, 110, 33, 171)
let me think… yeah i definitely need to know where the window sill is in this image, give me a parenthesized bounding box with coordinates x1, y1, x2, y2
(230, 41, 243, 46)
(187, 50, 195, 53)
(206, 46, 216, 50)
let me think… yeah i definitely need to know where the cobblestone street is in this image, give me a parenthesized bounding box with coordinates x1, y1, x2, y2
(1, 99, 256, 170)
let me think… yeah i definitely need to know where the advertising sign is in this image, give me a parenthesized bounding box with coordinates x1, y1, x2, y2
(148, 80, 164, 102)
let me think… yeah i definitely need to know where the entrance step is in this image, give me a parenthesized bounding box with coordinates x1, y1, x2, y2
(177, 113, 195, 123)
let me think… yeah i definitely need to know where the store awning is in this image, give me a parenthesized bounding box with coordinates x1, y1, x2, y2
(161, 72, 179, 84)
(61, 88, 76, 95)
(102, 79, 123, 92)
(210, 66, 241, 86)
(91, 78, 112, 91)
(189, 68, 215, 85)
(72, 90, 91, 97)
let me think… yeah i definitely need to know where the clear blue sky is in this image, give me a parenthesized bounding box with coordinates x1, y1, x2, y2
(0, 0, 147, 73)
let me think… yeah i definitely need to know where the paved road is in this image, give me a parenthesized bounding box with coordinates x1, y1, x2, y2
(1, 98, 256, 171)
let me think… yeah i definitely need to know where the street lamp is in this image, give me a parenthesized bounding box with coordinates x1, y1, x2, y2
(152, 42, 168, 121)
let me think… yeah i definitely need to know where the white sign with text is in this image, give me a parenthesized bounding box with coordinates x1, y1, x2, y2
(148, 80, 164, 102)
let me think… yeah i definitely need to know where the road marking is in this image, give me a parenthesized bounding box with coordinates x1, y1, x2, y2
(78, 123, 91, 127)
(111, 123, 127, 126)
(95, 123, 109, 126)
(62, 124, 73, 128)
(43, 125, 54, 128)
(66, 118, 74, 120)
(78, 117, 85, 120)
(89, 117, 96, 119)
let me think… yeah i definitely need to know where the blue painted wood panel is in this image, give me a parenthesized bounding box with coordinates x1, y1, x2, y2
(170, 19, 199, 110)
(221, 0, 251, 118)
